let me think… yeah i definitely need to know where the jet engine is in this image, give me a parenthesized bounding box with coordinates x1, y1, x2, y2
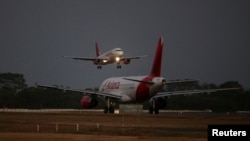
(123, 59, 131, 64)
(80, 95, 98, 109)
(94, 59, 101, 65)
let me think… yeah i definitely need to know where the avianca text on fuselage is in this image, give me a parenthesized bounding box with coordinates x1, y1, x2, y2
(102, 80, 121, 90)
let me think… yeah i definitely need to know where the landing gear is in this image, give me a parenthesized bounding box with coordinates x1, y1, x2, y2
(97, 66, 102, 69)
(117, 62, 122, 69)
(149, 106, 159, 114)
(104, 98, 115, 114)
(149, 98, 159, 114)
(104, 106, 114, 113)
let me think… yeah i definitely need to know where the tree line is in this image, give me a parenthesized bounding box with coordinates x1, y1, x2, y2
(0, 72, 249, 112)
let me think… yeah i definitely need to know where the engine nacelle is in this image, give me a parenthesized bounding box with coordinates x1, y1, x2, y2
(123, 59, 131, 64)
(94, 59, 101, 65)
(80, 95, 98, 109)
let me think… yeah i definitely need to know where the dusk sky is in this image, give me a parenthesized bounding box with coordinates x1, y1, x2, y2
(0, 0, 249, 90)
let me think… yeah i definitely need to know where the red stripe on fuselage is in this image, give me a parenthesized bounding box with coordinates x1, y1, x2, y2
(135, 76, 153, 102)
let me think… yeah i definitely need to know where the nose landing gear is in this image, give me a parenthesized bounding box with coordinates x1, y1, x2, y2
(117, 65, 122, 69)
(104, 98, 115, 114)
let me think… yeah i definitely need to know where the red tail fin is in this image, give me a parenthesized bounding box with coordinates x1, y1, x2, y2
(95, 42, 100, 57)
(150, 37, 164, 77)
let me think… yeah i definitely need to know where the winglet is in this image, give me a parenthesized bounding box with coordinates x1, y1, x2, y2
(95, 42, 100, 57)
(150, 37, 164, 77)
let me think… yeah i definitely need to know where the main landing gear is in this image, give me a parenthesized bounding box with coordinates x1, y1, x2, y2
(148, 97, 168, 114)
(97, 65, 102, 69)
(104, 98, 115, 114)
(149, 98, 159, 114)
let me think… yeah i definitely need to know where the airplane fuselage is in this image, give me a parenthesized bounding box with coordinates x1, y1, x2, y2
(99, 75, 166, 103)
(96, 48, 124, 65)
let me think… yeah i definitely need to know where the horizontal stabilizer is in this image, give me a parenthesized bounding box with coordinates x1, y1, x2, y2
(166, 79, 199, 84)
(123, 78, 154, 85)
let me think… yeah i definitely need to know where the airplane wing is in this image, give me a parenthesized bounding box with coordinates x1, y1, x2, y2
(120, 55, 148, 60)
(153, 88, 240, 99)
(36, 84, 121, 99)
(63, 56, 96, 61)
(80, 90, 122, 99)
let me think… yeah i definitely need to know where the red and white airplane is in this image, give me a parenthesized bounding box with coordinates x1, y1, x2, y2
(63, 42, 147, 69)
(38, 37, 239, 114)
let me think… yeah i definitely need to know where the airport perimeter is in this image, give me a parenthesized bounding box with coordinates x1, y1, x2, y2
(0, 109, 250, 141)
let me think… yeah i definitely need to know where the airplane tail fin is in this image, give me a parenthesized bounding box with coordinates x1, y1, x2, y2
(95, 42, 101, 57)
(150, 37, 164, 77)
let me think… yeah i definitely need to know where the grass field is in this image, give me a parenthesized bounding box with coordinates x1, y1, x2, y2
(0, 111, 249, 141)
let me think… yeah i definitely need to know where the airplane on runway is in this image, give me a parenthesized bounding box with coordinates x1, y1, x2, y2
(63, 42, 147, 69)
(37, 37, 239, 114)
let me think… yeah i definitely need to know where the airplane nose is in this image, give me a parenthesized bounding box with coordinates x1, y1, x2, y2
(119, 51, 124, 56)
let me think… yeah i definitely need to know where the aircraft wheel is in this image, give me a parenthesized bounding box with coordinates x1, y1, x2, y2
(104, 106, 108, 113)
(149, 106, 154, 114)
(154, 108, 159, 114)
(109, 107, 114, 113)
(104, 106, 115, 114)
(148, 106, 159, 114)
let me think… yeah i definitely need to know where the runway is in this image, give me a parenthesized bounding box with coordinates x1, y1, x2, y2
(0, 110, 250, 141)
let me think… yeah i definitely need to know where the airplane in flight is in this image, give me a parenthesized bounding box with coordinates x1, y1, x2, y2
(37, 37, 239, 114)
(63, 42, 147, 69)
